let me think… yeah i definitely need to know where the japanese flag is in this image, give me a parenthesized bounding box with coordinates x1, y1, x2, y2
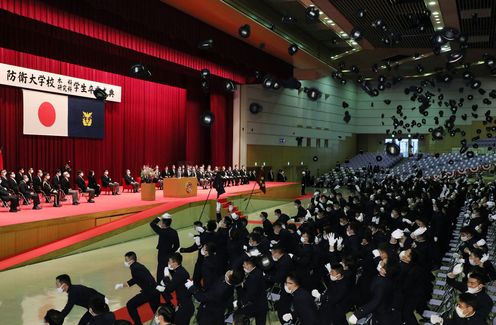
(23, 89, 68, 137)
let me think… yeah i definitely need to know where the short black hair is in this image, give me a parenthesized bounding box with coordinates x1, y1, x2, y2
(458, 292, 478, 310)
(260, 211, 268, 218)
(56, 274, 71, 286)
(274, 208, 282, 214)
(156, 304, 175, 322)
(125, 251, 137, 261)
(44, 309, 64, 325)
(331, 263, 344, 275)
(249, 232, 262, 244)
(162, 218, 172, 227)
(468, 272, 486, 285)
(294, 199, 301, 205)
(228, 269, 245, 286)
(204, 242, 216, 254)
(169, 252, 183, 265)
(207, 220, 217, 232)
(244, 257, 257, 267)
(88, 295, 108, 315)
(286, 272, 301, 287)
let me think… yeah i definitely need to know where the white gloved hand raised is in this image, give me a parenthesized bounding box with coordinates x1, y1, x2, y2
(163, 267, 171, 278)
(452, 263, 464, 275)
(196, 226, 205, 234)
(324, 263, 331, 272)
(372, 249, 380, 258)
(156, 285, 165, 292)
(216, 202, 221, 213)
(114, 283, 124, 290)
(336, 237, 344, 251)
(233, 300, 238, 309)
(348, 314, 358, 324)
(402, 218, 413, 225)
(185, 279, 194, 289)
(249, 249, 261, 257)
(430, 314, 443, 324)
(194, 236, 201, 247)
(282, 313, 293, 322)
(311, 289, 321, 300)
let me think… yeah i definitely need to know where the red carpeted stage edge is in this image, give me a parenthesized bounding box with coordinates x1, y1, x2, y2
(0, 181, 301, 271)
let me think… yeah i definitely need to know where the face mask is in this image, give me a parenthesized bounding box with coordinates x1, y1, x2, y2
(330, 275, 339, 281)
(466, 286, 481, 294)
(326, 207, 332, 212)
(346, 230, 353, 237)
(469, 258, 477, 266)
(399, 250, 407, 261)
(455, 306, 467, 318)
(200, 248, 206, 256)
(124, 261, 130, 268)
(300, 237, 305, 244)
(339, 222, 346, 226)
(57, 286, 64, 294)
(391, 213, 398, 219)
(460, 236, 469, 242)
(249, 242, 256, 247)
(376, 262, 383, 273)
(272, 255, 279, 262)
(154, 316, 160, 324)
(284, 284, 292, 294)
(243, 267, 252, 274)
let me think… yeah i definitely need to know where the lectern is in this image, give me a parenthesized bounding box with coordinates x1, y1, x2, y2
(163, 177, 198, 198)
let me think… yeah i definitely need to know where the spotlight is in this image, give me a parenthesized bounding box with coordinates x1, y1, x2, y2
(462, 70, 472, 79)
(350, 27, 364, 41)
(288, 44, 299, 56)
(129, 63, 151, 79)
(447, 50, 464, 64)
(282, 15, 297, 24)
(200, 69, 210, 79)
(432, 127, 444, 140)
(262, 76, 273, 89)
(305, 7, 320, 22)
(307, 88, 321, 101)
(340, 79, 347, 85)
(200, 111, 215, 126)
(356, 9, 367, 19)
(249, 103, 263, 114)
(442, 74, 452, 83)
(93, 87, 108, 100)
(441, 27, 460, 41)
(272, 80, 281, 90)
(239, 24, 251, 38)
(198, 39, 214, 50)
(224, 80, 237, 93)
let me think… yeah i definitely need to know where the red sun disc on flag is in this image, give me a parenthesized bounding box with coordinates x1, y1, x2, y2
(38, 102, 56, 127)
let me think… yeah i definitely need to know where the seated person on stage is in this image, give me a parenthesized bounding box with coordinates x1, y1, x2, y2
(42, 173, 61, 207)
(15, 167, 24, 184)
(0, 178, 19, 212)
(27, 167, 34, 185)
(8, 171, 20, 194)
(19, 174, 42, 209)
(161, 166, 170, 179)
(33, 169, 43, 194)
(124, 169, 139, 193)
(101, 169, 120, 195)
(87, 170, 101, 197)
(61, 171, 80, 205)
(154, 165, 163, 189)
(76, 170, 95, 203)
(0, 169, 9, 186)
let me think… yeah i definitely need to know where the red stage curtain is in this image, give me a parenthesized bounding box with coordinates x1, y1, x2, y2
(0, 48, 190, 177)
(185, 87, 211, 165)
(210, 91, 233, 167)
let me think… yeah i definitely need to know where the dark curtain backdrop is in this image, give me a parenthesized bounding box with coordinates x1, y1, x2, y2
(0, 47, 228, 177)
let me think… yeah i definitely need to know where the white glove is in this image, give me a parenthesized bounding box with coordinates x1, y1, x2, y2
(282, 313, 293, 322)
(233, 300, 238, 309)
(324, 263, 331, 272)
(194, 236, 201, 246)
(163, 267, 171, 278)
(288, 253, 294, 259)
(311, 289, 321, 300)
(216, 202, 221, 212)
(196, 226, 205, 233)
(228, 205, 233, 212)
(372, 249, 380, 258)
(249, 249, 261, 257)
(452, 263, 464, 275)
(336, 237, 344, 251)
(157, 216, 162, 221)
(348, 314, 358, 324)
(296, 230, 301, 236)
(402, 218, 413, 225)
(430, 314, 443, 324)
(156, 285, 165, 292)
(243, 245, 247, 251)
(114, 283, 124, 290)
(185, 279, 194, 289)
(160, 280, 165, 286)
(481, 253, 489, 263)
(270, 240, 278, 245)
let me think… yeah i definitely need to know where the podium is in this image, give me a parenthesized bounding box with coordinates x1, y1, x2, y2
(163, 177, 198, 198)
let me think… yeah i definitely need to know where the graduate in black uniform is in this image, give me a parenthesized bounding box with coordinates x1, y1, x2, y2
(87, 295, 115, 325)
(282, 272, 318, 325)
(114, 251, 160, 325)
(235, 257, 268, 325)
(430, 293, 487, 325)
(315, 263, 351, 325)
(156, 253, 194, 325)
(150, 213, 180, 284)
(55, 274, 106, 325)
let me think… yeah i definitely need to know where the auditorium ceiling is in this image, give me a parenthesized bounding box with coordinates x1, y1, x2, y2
(164, 0, 496, 80)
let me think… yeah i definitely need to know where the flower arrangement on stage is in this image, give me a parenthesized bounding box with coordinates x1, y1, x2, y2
(140, 166, 155, 183)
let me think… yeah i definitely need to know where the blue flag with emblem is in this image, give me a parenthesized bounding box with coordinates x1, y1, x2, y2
(68, 96, 104, 139)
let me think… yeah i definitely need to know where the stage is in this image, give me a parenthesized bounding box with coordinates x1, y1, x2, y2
(0, 181, 300, 270)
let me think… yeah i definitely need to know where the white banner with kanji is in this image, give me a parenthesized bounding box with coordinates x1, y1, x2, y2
(0, 63, 121, 102)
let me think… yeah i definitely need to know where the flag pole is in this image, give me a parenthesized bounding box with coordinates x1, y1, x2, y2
(244, 180, 258, 212)
(198, 185, 213, 222)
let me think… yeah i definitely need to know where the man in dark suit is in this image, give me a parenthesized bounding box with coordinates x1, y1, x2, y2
(282, 273, 318, 325)
(150, 213, 180, 284)
(55, 274, 106, 325)
(0, 178, 19, 212)
(0, 170, 9, 187)
(15, 168, 24, 183)
(52, 169, 62, 190)
(187, 269, 245, 325)
(101, 169, 119, 195)
(19, 174, 41, 209)
(235, 257, 268, 325)
(26, 167, 34, 185)
(8, 171, 19, 194)
(61, 171, 79, 205)
(87, 296, 115, 325)
(33, 170, 43, 193)
(114, 251, 160, 325)
(293, 199, 307, 222)
(156, 253, 194, 325)
(124, 169, 139, 192)
(259, 212, 274, 239)
(76, 170, 95, 203)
